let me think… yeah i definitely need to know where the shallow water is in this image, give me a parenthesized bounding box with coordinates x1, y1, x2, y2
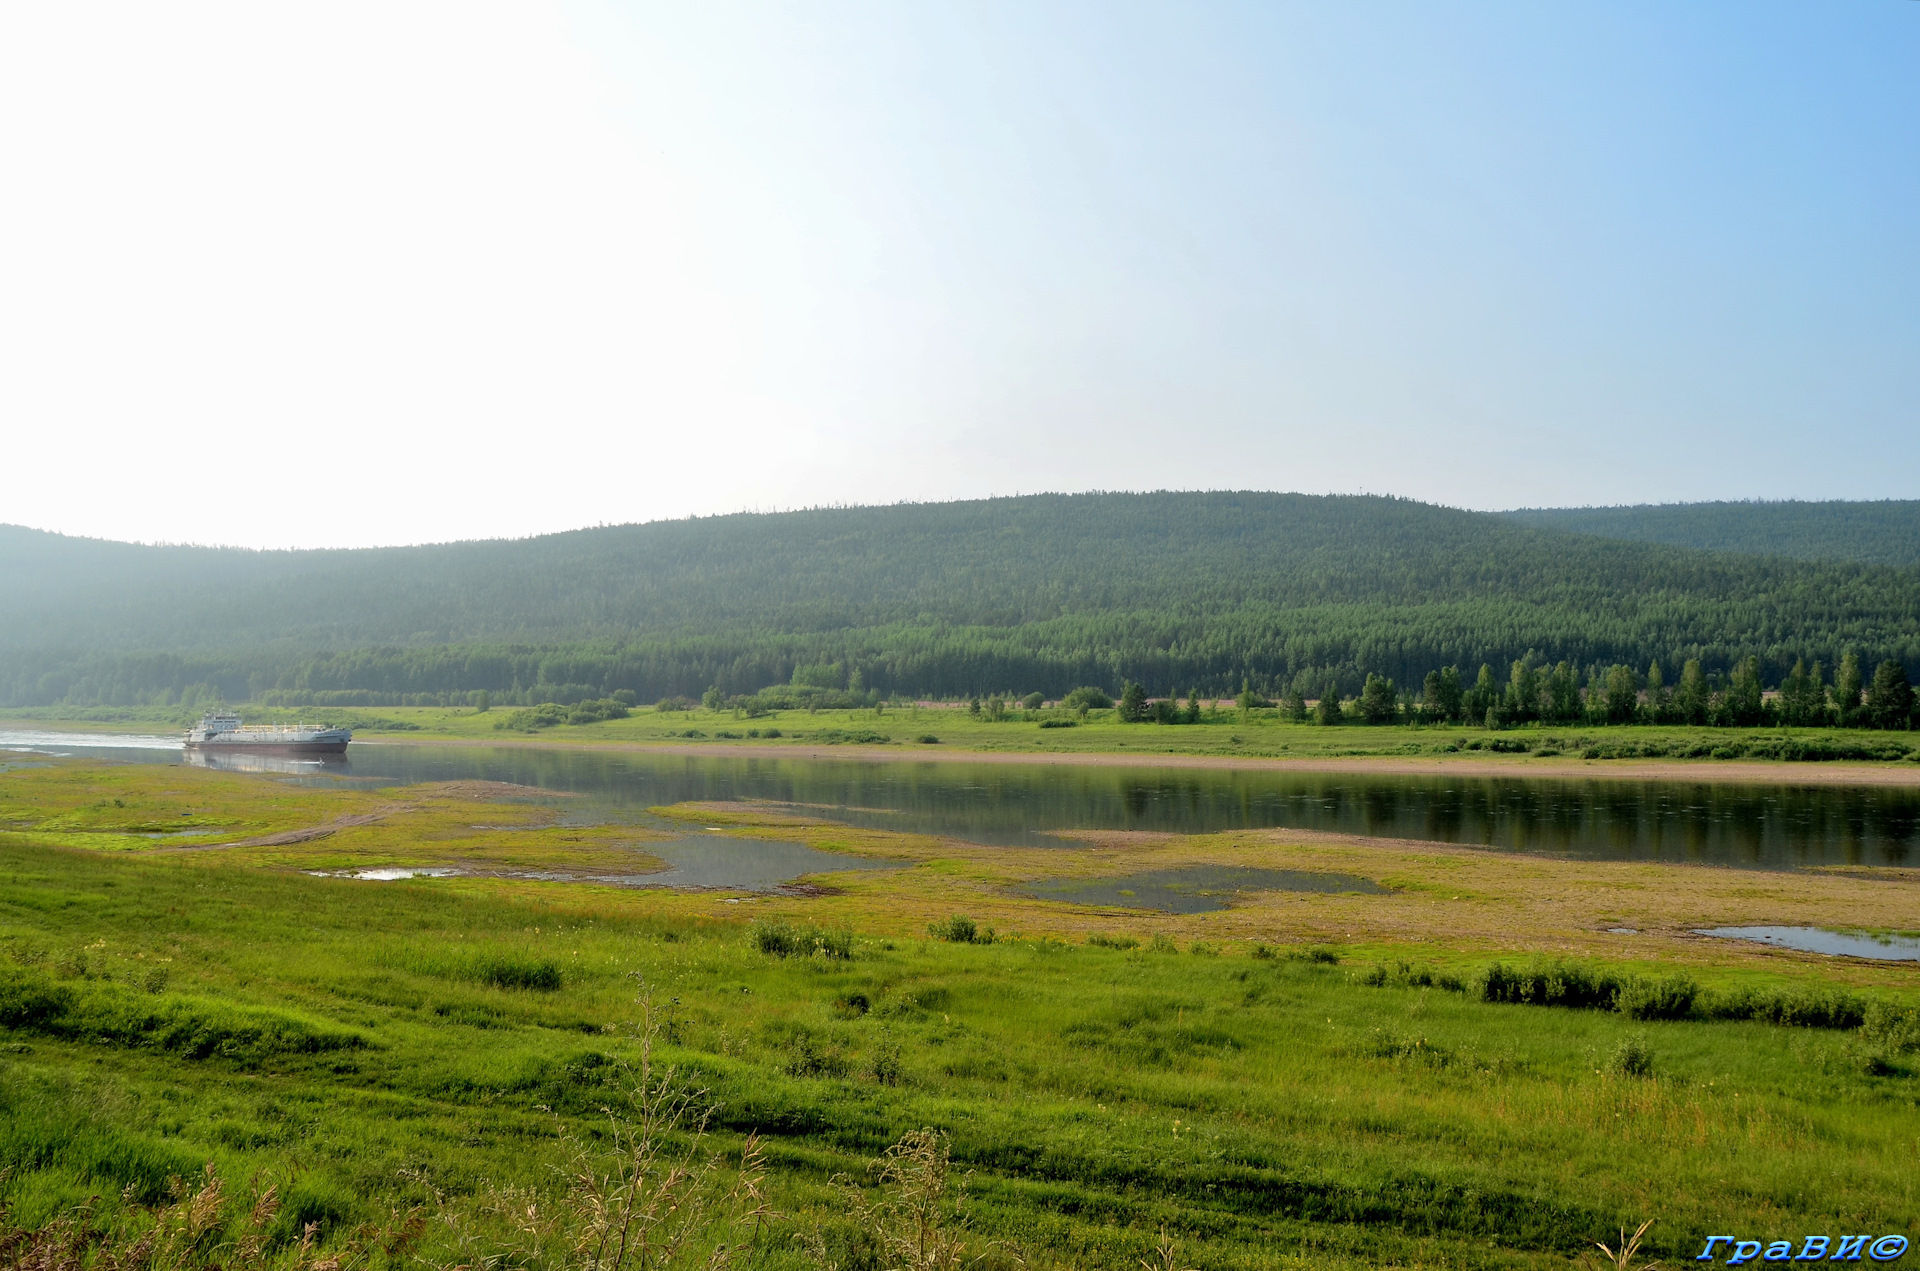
(6, 732, 1920, 870)
(1015, 865, 1389, 914)
(1693, 926, 1920, 961)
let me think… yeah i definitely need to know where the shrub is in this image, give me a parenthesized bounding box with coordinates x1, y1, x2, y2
(1146, 933, 1179, 954)
(1062, 686, 1114, 710)
(751, 920, 852, 960)
(1358, 959, 1460, 990)
(1480, 959, 1623, 1010)
(784, 1032, 852, 1079)
(928, 916, 993, 945)
(1615, 974, 1698, 1021)
(1085, 933, 1138, 950)
(1703, 984, 1867, 1030)
(1037, 719, 1077, 729)
(1609, 1034, 1655, 1078)
(1860, 1001, 1920, 1054)
(914, 734, 940, 744)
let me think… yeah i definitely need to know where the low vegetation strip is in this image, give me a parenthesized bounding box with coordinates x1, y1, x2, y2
(1360, 957, 1920, 1045)
(0, 970, 367, 1061)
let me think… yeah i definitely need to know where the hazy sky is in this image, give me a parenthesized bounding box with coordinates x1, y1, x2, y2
(3, 2, 1915, 548)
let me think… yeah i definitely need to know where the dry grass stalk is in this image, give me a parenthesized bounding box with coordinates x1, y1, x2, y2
(1593, 1218, 1660, 1271)
(833, 1129, 989, 1271)
(546, 988, 780, 1271)
(1137, 1227, 1195, 1271)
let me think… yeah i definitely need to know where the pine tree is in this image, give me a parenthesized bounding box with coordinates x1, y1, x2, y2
(1865, 660, 1915, 731)
(1358, 673, 1398, 725)
(1508, 658, 1541, 724)
(1119, 681, 1148, 723)
(1728, 656, 1765, 726)
(1604, 664, 1639, 724)
(1834, 652, 1864, 728)
(1314, 682, 1342, 726)
(1678, 659, 1709, 725)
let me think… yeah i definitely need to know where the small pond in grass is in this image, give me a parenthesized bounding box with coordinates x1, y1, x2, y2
(309, 834, 903, 893)
(1694, 927, 1920, 961)
(1014, 866, 1391, 914)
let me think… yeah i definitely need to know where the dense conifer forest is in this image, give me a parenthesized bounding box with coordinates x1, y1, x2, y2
(1500, 499, 1920, 567)
(3, 492, 1918, 710)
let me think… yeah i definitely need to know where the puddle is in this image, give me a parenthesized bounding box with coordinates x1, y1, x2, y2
(1013, 865, 1390, 914)
(1694, 926, 1920, 961)
(306, 833, 905, 893)
(349, 867, 462, 881)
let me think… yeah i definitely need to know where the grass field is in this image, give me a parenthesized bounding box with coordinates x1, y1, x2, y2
(1, 760, 1918, 1270)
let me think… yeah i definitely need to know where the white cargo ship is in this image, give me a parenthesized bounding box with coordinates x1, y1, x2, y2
(182, 712, 351, 756)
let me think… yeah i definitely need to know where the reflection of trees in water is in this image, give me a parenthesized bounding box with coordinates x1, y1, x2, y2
(337, 746, 1920, 869)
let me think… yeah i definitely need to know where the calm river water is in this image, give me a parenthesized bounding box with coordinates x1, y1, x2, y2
(5, 733, 1918, 870)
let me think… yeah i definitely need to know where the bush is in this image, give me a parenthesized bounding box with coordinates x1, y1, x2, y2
(494, 697, 630, 730)
(1146, 933, 1179, 954)
(1860, 1001, 1920, 1054)
(1062, 686, 1114, 710)
(1703, 984, 1867, 1030)
(751, 920, 852, 960)
(1358, 959, 1458, 989)
(1037, 719, 1077, 729)
(1085, 933, 1138, 950)
(928, 916, 994, 945)
(783, 1033, 852, 1079)
(1609, 1034, 1655, 1078)
(1480, 959, 1623, 1010)
(914, 734, 940, 744)
(1615, 974, 1698, 1021)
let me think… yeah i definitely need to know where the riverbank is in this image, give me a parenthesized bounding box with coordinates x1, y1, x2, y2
(368, 733, 1920, 787)
(10, 707, 1920, 785)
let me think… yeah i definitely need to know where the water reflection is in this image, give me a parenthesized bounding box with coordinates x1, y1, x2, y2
(1696, 927, 1920, 961)
(6, 733, 1919, 870)
(1017, 866, 1391, 914)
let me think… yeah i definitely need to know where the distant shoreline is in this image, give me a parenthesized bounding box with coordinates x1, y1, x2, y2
(9, 716, 1920, 787)
(355, 734, 1920, 788)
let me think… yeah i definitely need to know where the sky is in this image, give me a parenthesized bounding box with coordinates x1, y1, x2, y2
(2, 1, 1916, 549)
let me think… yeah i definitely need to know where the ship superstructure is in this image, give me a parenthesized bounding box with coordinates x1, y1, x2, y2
(182, 712, 351, 755)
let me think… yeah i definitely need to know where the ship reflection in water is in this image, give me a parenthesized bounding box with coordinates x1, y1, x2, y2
(182, 747, 353, 777)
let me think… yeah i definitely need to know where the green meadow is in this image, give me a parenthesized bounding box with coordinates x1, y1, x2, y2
(1, 760, 1917, 1270)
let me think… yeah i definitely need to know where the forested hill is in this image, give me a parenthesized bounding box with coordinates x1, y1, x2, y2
(2, 492, 1917, 707)
(1499, 501, 1920, 568)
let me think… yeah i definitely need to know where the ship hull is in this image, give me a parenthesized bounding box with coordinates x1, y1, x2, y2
(183, 737, 350, 755)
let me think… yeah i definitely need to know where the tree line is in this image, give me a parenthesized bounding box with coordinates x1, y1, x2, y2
(4, 492, 1918, 708)
(1104, 653, 1918, 731)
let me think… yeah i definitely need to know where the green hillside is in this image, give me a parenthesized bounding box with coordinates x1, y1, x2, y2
(3, 492, 1918, 707)
(1499, 500, 1920, 568)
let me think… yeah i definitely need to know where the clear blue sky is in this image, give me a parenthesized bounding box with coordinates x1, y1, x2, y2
(2, 1, 1915, 546)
